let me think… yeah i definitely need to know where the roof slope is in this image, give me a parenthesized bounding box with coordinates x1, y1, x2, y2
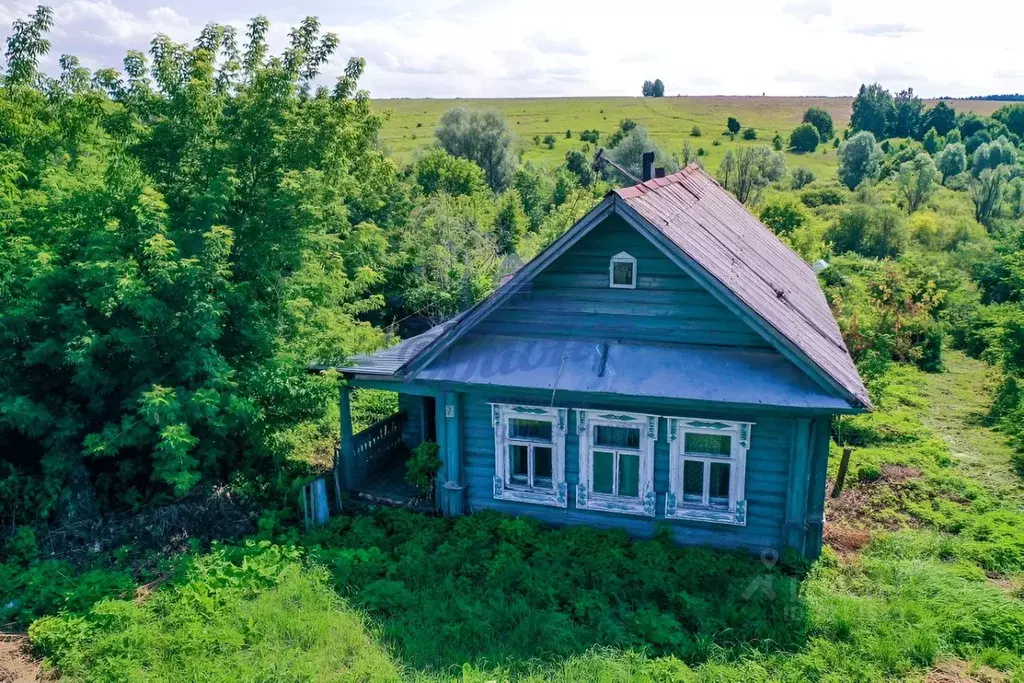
(614, 164, 869, 408)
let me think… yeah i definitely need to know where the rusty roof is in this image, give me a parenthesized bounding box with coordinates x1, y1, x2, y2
(614, 163, 869, 408)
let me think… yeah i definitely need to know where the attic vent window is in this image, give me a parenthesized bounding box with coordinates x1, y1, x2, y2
(609, 252, 637, 289)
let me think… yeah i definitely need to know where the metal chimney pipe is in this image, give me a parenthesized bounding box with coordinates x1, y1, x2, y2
(654, 167, 666, 178)
(641, 151, 655, 182)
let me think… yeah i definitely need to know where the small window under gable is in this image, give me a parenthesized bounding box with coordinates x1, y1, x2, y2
(609, 251, 637, 289)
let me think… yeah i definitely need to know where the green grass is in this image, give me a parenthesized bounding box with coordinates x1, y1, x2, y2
(374, 96, 1007, 179)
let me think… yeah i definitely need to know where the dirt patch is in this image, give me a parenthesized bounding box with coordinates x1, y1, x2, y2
(881, 465, 922, 483)
(823, 525, 872, 555)
(928, 659, 1006, 683)
(0, 635, 48, 683)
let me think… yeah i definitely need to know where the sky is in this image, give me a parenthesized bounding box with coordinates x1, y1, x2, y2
(0, 0, 1021, 99)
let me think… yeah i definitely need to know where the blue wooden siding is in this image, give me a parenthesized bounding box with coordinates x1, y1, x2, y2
(398, 393, 424, 448)
(458, 387, 795, 553)
(473, 215, 772, 349)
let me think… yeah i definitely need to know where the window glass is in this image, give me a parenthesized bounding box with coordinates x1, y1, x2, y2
(684, 433, 732, 456)
(612, 260, 634, 286)
(594, 425, 640, 449)
(509, 444, 529, 484)
(618, 453, 640, 497)
(709, 462, 731, 505)
(682, 460, 704, 502)
(509, 418, 553, 442)
(593, 451, 614, 494)
(534, 447, 553, 487)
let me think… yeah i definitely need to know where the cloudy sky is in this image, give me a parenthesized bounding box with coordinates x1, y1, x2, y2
(1, 0, 1021, 99)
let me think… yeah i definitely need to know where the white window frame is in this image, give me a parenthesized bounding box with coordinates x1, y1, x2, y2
(491, 403, 567, 508)
(609, 251, 637, 289)
(576, 409, 657, 517)
(666, 417, 752, 526)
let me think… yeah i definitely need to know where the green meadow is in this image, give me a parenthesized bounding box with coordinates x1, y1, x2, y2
(375, 96, 1006, 179)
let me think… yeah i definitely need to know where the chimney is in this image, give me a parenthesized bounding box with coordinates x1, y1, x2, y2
(641, 151, 655, 182)
(654, 167, 666, 178)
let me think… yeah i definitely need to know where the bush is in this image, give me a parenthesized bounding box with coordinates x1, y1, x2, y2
(827, 204, 909, 259)
(772, 132, 784, 150)
(742, 127, 757, 140)
(690, 125, 702, 137)
(801, 185, 848, 207)
(789, 123, 820, 153)
(565, 129, 571, 138)
(727, 116, 741, 134)
(838, 131, 884, 190)
(791, 167, 816, 190)
(405, 441, 441, 492)
(760, 201, 806, 236)
(802, 106, 834, 140)
(579, 129, 600, 144)
(543, 134, 557, 149)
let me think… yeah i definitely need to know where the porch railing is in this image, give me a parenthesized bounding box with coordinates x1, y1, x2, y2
(347, 410, 407, 488)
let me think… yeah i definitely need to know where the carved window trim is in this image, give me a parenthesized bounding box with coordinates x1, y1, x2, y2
(609, 251, 637, 289)
(490, 403, 568, 508)
(665, 417, 752, 526)
(575, 409, 657, 517)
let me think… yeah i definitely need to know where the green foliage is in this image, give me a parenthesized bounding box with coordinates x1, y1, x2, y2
(850, 83, 894, 137)
(606, 118, 638, 149)
(495, 188, 529, 254)
(896, 152, 941, 213)
(838, 131, 883, 190)
(891, 88, 924, 138)
(578, 129, 599, 144)
(921, 101, 958, 137)
(789, 123, 820, 153)
(772, 132, 784, 150)
(936, 142, 968, 182)
(436, 107, 518, 191)
(405, 441, 441, 492)
(513, 162, 553, 230)
(605, 124, 677, 185)
(791, 167, 816, 190)
(640, 79, 664, 97)
(800, 183, 848, 207)
(828, 204, 909, 259)
(802, 106, 833, 140)
(759, 200, 806, 236)
(562, 149, 594, 188)
(992, 103, 1024, 138)
(689, 125, 702, 137)
(726, 116, 741, 134)
(921, 127, 942, 154)
(414, 147, 487, 197)
(741, 127, 757, 140)
(716, 146, 786, 204)
(350, 388, 399, 433)
(972, 136, 1018, 174)
(542, 134, 557, 149)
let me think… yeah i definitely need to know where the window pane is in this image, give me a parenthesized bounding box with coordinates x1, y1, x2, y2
(684, 433, 732, 456)
(683, 460, 704, 503)
(709, 462, 731, 506)
(612, 260, 634, 286)
(593, 451, 614, 494)
(509, 418, 552, 442)
(509, 444, 529, 484)
(594, 425, 640, 449)
(534, 446, 553, 488)
(618, 453, 640, 497)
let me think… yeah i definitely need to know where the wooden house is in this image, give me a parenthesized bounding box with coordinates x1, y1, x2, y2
(319, 163, 869, 559)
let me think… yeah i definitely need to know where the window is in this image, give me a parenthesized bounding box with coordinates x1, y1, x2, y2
(576, 410, 657, 516)
(666, 418, 752, 526)
(609, 251, 637, 289)
(492, 404, 567, 507)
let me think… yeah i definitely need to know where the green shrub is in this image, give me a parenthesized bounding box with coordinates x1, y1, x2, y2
(405, 441, 441, 492)
(690, 125, 702, 137)
(791, 167, 816, 190)
(801, 185, 847, 207)
(742, 127, 757, 140)
(789, 123, 820, 153)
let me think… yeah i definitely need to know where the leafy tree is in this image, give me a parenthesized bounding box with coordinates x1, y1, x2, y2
(513, 162, 552, 231)
(606, 125, 677, 185)
(0, 12, 398, 515)
(965, 129, 992, 155)
(972, 137, 1018, 174)
(968, 167, 1008, 226)
(837, 131, 883, 190)
(742, 127, 757, 140)
(772, 133, 783, 150)
(920, 101, 957, 137)
(802, 107, 833, 140)
(413, 148, 486, 197)
(606, 119, 637, 148)
(759, 201, 806, 235)
(579, 129, 600, 144)
(921, 127, 942, 154)
(641, 80, 653, 96)
(652, 79, 665, 97)
(727, 117, 741, 135)
(789, 123, 820, 153)
(957, 112, 987, 140)
(563, 149, 594, 187)
(436, 107, 518, 192)
(690, 125, 702, 137)
(896, 152, 941, 212)
(791, 167, 816, 190)
(891, 88, 924, 138)
(993, 103, 1024, 138)
(827, 204, 908, 259)
(935, 142, 968, 182)
(717, 146, 786, 204)
(680, 141, 698, 166)
(542, 134, 556, 149)
(850, 83, 894, 138)
(945, 128, 962, 145)
(494, 189, 528, 254)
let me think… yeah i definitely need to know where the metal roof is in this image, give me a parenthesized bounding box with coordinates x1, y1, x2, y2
(614, 164, 869, 408)
(327, 314, 463, 375)
(414, 335, 853, 411)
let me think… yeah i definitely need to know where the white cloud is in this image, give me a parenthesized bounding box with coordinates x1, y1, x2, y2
(0, 0, 1021, 98)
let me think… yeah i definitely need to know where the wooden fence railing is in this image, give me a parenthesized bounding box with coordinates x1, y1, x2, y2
(349, 410, 407, 487)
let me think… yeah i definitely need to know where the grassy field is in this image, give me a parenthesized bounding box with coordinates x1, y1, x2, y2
(375, 96, 1007, 180)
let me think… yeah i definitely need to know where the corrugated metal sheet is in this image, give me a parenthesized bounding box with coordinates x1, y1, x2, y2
(416, 334, 852, 410)
(330, 314, 464, 375)
(615, 164, 870, 408)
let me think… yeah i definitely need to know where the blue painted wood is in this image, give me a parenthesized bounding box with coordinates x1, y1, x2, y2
(803, 416, 832, 559)
(474, 215, 771, 349)
(784, 418, 813, 551)
(398, 393, 424, 448)
(459, 387, 795, 554)
(441, 392, 464, 516)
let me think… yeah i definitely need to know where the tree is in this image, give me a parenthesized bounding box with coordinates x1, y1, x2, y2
(652, 79, 665, 97)
(968, 167, 1008, 226)
(891, 88, 924, 138)
(606, 118, 638, 148)
(494, 189, 528, 254)
(993, 103, 1024, 138)
(514, 162, 553, 230)
(759, 201, 806, 235)
(717, 146, 786, 204)
(742, 127, 757, 140)
(563, 149, 594, 187)
(802, 106, 834, 140)
(772, 132, 783, 150)
(641, 80, 653, 96)
(972, 137, 1018, 174)
(542, 134, 556, 149)
(935, 142, 967, 182)
(565, 129, 572, 138)
(920, 101, 957, 138)
(789, 123, 820, 153)
(850, 83, 894, 138)
(921, 127, 942, 154)
(791, 167, 816, 190)
(606, 125, 677, 185)
(579, 129, 599, 144)
(837, 131, 883, 190)
(827, 204, 908, 259)
(414, 148, 486, 197)
(896, 152, 941, 212)
(727, 117, 741, 134)
(436, 106, 518, 192)
(690, 125, 702, 137)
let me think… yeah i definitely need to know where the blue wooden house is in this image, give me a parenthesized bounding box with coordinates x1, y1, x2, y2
(321, 164, 870, 559)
